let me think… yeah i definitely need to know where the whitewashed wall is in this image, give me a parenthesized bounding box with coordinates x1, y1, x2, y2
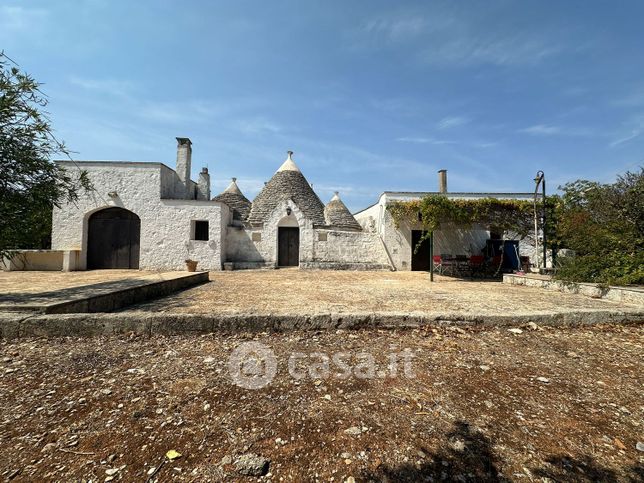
(222, 199, 389, 269)
(52, 162, 228, 270)
(234, 199, 315, 267)
(306, 229, 390, 269)
(356, 202, 493, 271)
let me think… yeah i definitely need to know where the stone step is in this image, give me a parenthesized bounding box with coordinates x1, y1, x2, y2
(0, 271, 208, 314)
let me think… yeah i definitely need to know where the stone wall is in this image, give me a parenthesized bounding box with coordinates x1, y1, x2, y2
(222, 199, 390, 270)
(504, 273, 644, 306)
(52, 162, 227, 271)
(225, 226, 265, 264)
(309, 229, 390, 270)
(234, 199, 316, 268)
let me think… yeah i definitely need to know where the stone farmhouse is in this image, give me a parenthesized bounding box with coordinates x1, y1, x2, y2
(44, 138, 534, 272)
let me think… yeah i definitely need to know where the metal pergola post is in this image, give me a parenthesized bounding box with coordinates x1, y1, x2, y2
(534, 171, 546, 270)
(429, 231, 434, 282)
(542, 176, 547, 269)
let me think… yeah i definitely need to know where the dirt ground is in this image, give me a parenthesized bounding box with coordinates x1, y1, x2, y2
(0, 270, 157, 294)
(1, 324, 642, 482)
(130, 270, 636, 315)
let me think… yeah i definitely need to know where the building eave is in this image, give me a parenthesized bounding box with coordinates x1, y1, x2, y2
(55, 160, 174, 170)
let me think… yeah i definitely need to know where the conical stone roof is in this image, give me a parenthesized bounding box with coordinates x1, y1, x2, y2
(247, 152, 326, 225)
(324, 192, 362, 230)
(212, 178, 251, 221)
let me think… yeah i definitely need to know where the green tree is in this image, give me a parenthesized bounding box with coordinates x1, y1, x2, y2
(554, 169, 644, 285)
(0, 52, 90, 261)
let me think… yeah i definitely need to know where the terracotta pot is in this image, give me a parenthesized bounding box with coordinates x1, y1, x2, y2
(185, 260, 198, 272)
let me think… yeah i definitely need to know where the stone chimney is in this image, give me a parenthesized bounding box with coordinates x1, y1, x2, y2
(197, 167, 210, 200)
(438, 169, 448, 194)
(176, 137, 192, 195)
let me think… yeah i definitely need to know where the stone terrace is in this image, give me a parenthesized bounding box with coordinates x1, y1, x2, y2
(128, 270, 640, 316)
(0, 270, 153, 294)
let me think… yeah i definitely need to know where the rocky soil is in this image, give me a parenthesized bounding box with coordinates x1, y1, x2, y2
(1, 324, 642, 482)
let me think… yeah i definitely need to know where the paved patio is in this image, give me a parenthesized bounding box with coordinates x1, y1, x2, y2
(129, 270, 640, 316)
(0, 271, 208, 314)
(0, 270, 153, 294)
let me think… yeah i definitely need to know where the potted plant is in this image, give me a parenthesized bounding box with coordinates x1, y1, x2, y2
(185, 259, 198, 272)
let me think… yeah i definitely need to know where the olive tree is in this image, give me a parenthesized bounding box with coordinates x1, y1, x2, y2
(0, 52, 90, 261)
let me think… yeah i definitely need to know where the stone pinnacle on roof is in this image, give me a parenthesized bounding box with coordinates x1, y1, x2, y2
(248, 151, 326, 225)
(324, 191, 362, 230)
(212, 177, 251, 221)
(276, 150, 301, 173)
(223, 177, 243, 195)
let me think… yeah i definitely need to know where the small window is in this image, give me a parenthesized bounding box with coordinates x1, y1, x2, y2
(318, 232, 328, 241)
(192, 220, 209, 241)
(252, 232, 262, 242)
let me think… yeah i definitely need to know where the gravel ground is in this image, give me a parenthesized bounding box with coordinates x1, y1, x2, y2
(1, 324, 642, 482)
(129, 270, 635, 316)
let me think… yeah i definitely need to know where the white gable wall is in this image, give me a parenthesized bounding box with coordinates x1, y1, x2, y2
(52, 162, 227, 270)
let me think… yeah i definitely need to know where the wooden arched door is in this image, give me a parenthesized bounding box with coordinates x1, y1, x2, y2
(87, 207, 140, 269)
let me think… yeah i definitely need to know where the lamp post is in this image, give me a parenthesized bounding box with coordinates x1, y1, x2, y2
(533, 171, 546, 270)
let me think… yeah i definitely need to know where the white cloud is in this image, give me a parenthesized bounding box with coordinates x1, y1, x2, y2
(0, 5, 48, 33)
(612, 85, 644, 108)
(362, 16, 427, 42)
(235, 117, 282, 135)
(609, 130, 641, 147)
(396, 136, 456, 145)
(354, 8, 571, 68)
(137, 100, 218, 124)
(520, 124, 562, 136)
(519, 124, 595, 137)
(69, 76, 135, 97)
(437, 116, 470, 129)
(396, 136, 497, 149)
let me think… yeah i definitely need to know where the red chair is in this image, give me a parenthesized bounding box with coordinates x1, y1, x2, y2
(433, 255, 443, 274)
(469, 255, 485, 277)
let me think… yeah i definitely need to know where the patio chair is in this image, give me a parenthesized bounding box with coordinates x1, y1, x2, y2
(469, 255, 485, 278)
(453, 255, 468, 277)
(440, 254, 455, 276)
(432, 255, 443, 274)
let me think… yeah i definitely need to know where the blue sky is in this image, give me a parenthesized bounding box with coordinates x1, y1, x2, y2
(1, 0, 643, 211)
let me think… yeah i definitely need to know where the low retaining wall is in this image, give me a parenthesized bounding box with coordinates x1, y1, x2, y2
(0, 271, 209, 314)
(1, 307, 642, 340)
(2, 250, 82, 272)
(299, 262, 391, 270)
(503, 274, 644, 306)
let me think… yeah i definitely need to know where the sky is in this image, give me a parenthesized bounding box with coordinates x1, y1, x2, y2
(1, 0, 643, 211)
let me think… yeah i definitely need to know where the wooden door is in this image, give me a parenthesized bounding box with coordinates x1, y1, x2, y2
(87, 208, 140, 269)
(278, 227, 299, 267)
(411, 230, 431, 271)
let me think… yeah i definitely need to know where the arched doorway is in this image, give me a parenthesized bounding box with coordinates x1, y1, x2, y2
(277, 213, 299, 267)
(87, 207, 140, 269)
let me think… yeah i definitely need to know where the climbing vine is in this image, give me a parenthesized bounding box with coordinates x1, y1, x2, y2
(387, 195, 536, 237)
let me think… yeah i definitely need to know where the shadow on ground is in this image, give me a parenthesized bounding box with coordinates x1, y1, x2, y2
(362, 420, 643, 482)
